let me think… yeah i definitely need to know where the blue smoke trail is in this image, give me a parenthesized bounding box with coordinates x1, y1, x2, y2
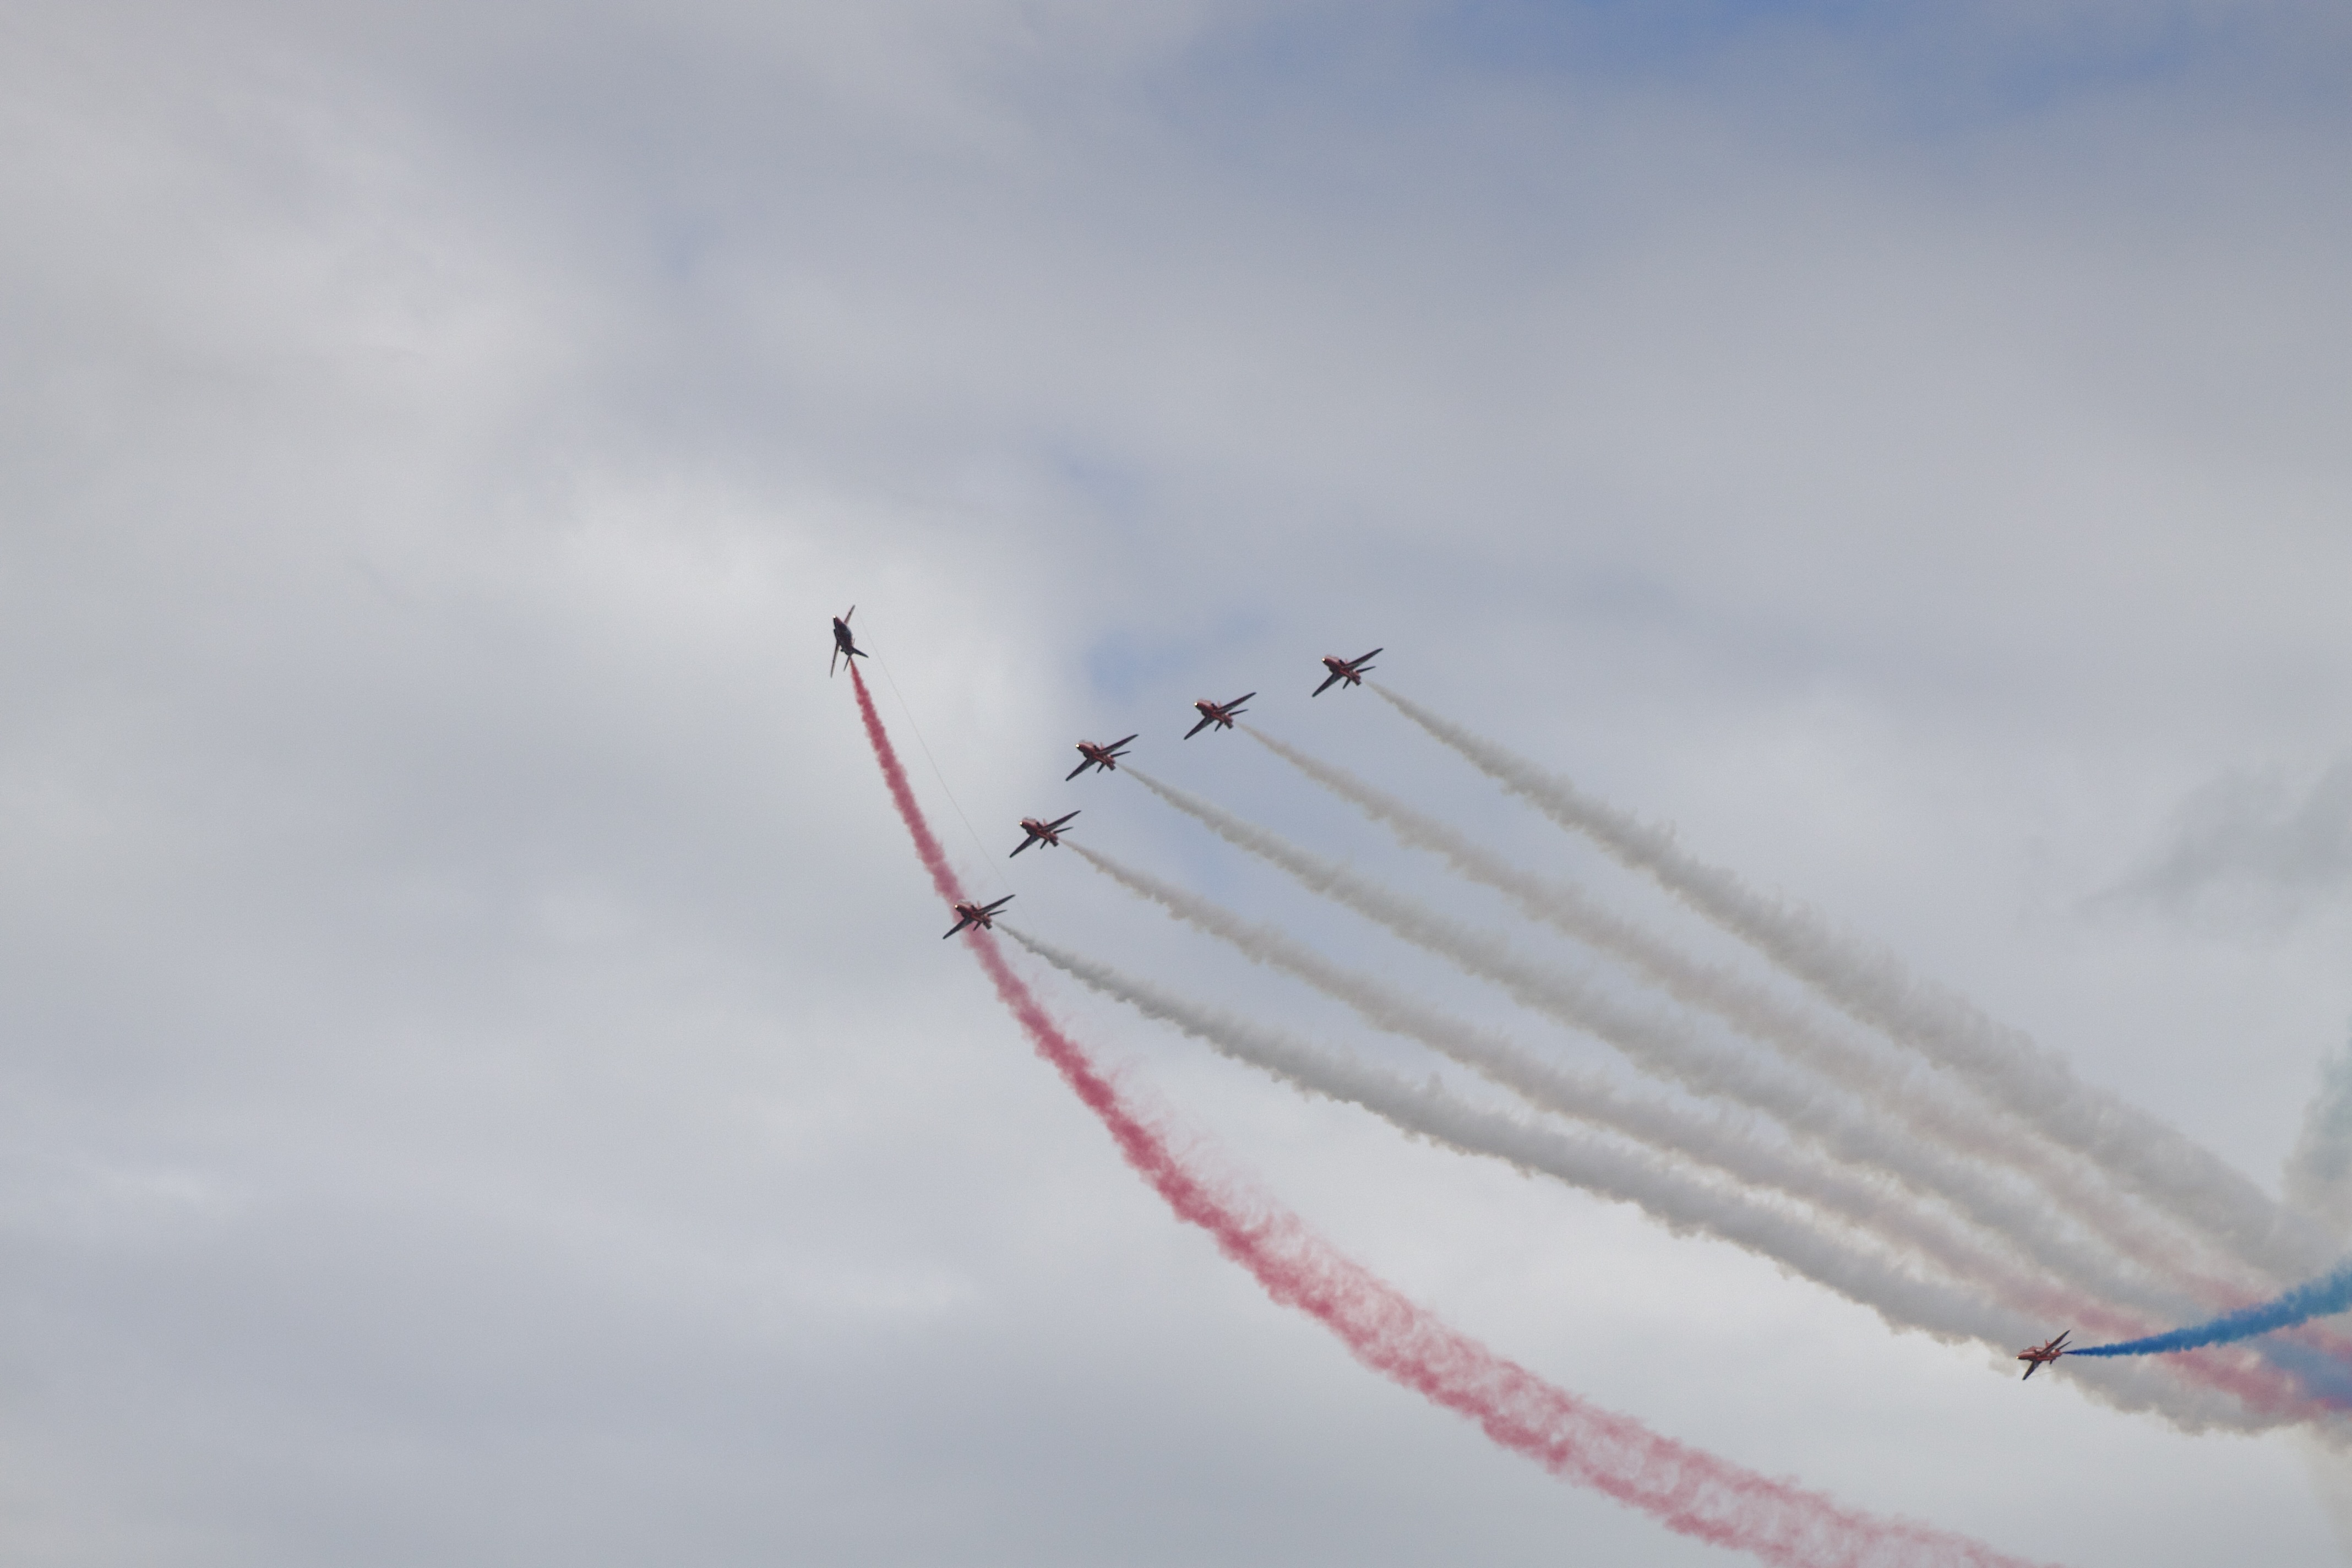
(2073, 1258, 2352, 1358)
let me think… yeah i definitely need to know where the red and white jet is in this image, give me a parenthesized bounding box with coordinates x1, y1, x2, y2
(1312, 647, 1381, 695)
(943, 895, 1014, 939)
(2016, 1330, 2071, 1380)
(1010, 811, 1080, 856)
(1185, 692, 1255, 738)
(1066, 734, 1138, 780)
(830, 606, 867, 676)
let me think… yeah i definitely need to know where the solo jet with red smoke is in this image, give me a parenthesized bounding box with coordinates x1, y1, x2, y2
(830, 607, 867, 676)
(1313, 647, 1381, 695)
(1011, 812, 1080, 856)
(1066, 734, 1139, 780)
(2016, 1331, 2071, 1380)
(943, 895, 1014, 939)
(1185, 692, 1255, 738)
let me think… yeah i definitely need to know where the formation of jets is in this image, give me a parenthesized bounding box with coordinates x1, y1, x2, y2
(848, 621, 2141, 1403)
(841, 613, 1386, 939)
(2016, 1331, 2070, 1380)
(859, 611, 2113, 1396)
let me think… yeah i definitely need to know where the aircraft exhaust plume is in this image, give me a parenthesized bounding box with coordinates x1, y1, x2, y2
(1241, 724, 2240, 1304)
(847, 666, 2059, 1566)
(1369, 682, 2333, 1285)
(1001, 925, 2330, 1429)
(1123, 767, 2214, 1322)
(1063, 841, 2194, 1338)
(1006, 928, 2067, 1335)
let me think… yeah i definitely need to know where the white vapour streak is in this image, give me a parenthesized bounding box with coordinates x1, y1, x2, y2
(1062, 846, 2099, 1319)
(1123, 768, 2214, 1320)
(1003, 924, 2282, 1433)
(1373, 682, 2335, 1284)
(1244, 724, 2239, 1300)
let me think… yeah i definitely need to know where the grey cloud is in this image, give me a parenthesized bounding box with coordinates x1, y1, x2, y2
(2105, 761, 2352, 930)
(8, 3, 2352, 1565)
(2285, 1032, 2352, 1237)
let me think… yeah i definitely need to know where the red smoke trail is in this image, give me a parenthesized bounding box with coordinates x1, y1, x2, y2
(848, 669, 2051, 1567)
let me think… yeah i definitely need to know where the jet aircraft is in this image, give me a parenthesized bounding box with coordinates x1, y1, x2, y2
(1066, 734, 1139, 780)
(943, 895, 1014, 939)
(1313, 647, 1381, 695)
(830, 607, 867, 676)
(1185, 692, 1255, 738)
(1011, 811, 1080, 856)
(2016, 1331, 2071, 1380)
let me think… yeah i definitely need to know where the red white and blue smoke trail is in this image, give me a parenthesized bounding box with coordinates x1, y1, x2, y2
(997, 916, 2323, 1428)
(1368, 683, 2335, 1288)
(1041, 707, 2352, 1425)
(848, 665, 2048, 1568)
(1355, 689, 2352, 1351)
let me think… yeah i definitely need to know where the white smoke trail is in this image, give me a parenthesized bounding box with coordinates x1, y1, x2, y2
(1121, 769, 2221, 1319)
(1244, 723, 2242, 1300)
(1373, 682, 2335, 1284)
(1058, 847, 2090, 1317)
(1003, 923, 2291, 1433)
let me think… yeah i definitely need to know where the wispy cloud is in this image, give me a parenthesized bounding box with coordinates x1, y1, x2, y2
(2104, 760, 2352, 930)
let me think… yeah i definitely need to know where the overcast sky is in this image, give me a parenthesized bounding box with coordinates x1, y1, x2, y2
(6, 3, 2352, 1564)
